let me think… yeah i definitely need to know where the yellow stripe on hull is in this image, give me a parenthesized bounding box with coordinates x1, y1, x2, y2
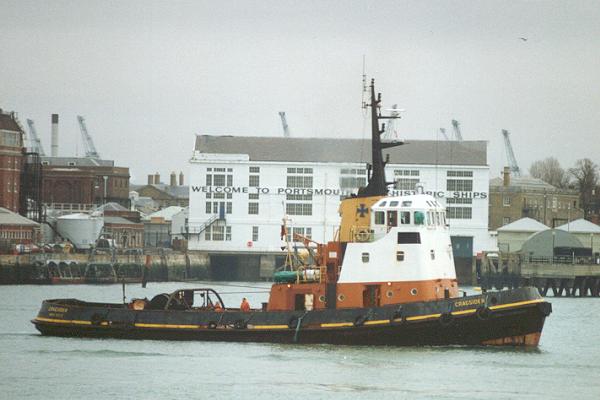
(134, 323, 201, 329)
(489, 299, 543, 311)
(35, 317, 91, 325)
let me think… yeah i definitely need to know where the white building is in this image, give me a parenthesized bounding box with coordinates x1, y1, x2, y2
(187, 135, 490, 280)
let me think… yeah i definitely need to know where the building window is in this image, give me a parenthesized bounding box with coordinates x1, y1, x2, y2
(394, 169, 420, 177)
(205, 225, 232, 241)
(339, 168, 367, 190)
(394, 178, 420, 190)
(502, 217, 510, 225)
(447, 179, 473, 191)
(503, 196, 511, 206)
(362, 252, 370, 263)
(447, 207, 472, 219)
(206, 169, 233, 187)
(249, 175, 260, 187)
(447, 197, 472, 205)
(447, 170, 473, 177)
(286, 203, 312, 216)
(248, 202, 259, 215)
(252, 226, 259, 242)
(250, 166, 260, 173)
(249, 193, 259, 200)
(286, 227, 312, 242)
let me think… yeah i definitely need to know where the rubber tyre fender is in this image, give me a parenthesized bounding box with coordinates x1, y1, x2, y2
(207, 321, 218, 329)
(439, 312, 454, 326)
(392, 307, 403, 322)
(233, 319, 247, 329)
(354, 315, 368, 327)
(90, 313, 104, 326)
(476, 306, 492, 321)
(288, 316, 299, 330)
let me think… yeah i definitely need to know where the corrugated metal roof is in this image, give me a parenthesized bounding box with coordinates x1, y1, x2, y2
(557, 218, 600, 233)
(0, 208, 40, 226)
(497, 217, 549, 232)
(194, 135, 487, 166)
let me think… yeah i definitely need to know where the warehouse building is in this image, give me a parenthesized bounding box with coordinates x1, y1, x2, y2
(187, 135, 491, 281)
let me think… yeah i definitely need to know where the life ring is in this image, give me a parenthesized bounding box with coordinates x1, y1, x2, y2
(354, 229, 370, 242)
(288, 316, 299, 329)
(439, 312, 454, 326)
(354, 315, 368, 326)
(476, 306, 492, 321)
(207, 321, 218, 329)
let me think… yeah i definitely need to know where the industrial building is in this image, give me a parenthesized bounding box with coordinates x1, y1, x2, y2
(187, 135, 492, 280)
(0, 207, 40, 253)
(132, 171, 188, 209)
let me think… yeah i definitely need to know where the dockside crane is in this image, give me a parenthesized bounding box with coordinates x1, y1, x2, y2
(451, 119, 463, 141)
(502, 129, 521, 177)
(77, 115, 100, 158)
(279, 112, 290, 138)
(439, 128, 450, 141)
(26, 119, 46, 156)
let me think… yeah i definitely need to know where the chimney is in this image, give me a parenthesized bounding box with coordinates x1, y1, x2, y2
(170, 171, 177, 187)
(51, 114, 59, 157)
(503, 166, 511, 187)
(148, 174, 154, 185)
(179, 171, 184, 186)
(154, 172, 160, 184)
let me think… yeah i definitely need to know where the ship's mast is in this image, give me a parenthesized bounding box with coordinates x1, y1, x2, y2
(357, 79, 403, 198)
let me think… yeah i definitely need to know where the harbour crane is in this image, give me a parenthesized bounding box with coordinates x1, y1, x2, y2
(278, 112, 290, 138)
(502, 129, 521, 177)
(439, 128, 449, 141)
(451, 119, 463, 141)
(26, 119, 46, 156)
(77, 115, 100, 158)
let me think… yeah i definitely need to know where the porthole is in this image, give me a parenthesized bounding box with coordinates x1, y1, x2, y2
(337, 294, 345, 302)
(410, 288, 418, 296)
(318, 295, 326, 303)
(396, 251, 405, 261)
(386, 290, 394, 298)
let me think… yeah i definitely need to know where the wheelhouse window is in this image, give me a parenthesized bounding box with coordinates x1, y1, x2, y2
(362, 252, 370, 263)
(400, 211, 411, 225)
(374, 211, 385, 225)
(389, 201, 399, 207)
(387, 211, 398, 227)
(414, 211, 425, 225)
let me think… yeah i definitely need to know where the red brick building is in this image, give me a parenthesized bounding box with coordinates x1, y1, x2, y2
(41, 157, 130, 210)
(0, 110, 25, 213)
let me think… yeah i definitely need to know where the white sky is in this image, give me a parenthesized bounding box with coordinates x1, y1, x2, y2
(2, 0, 599, 183)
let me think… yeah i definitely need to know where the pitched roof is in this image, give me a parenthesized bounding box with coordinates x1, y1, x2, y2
(490, 176, 556, 191)
(145, 206, 185, 221)
(95, 202, 128, 212)
(0, 208, 40, 226)
(556, 218, 600, 233)
(497, 217, 549, 232)
(104, 216, 142, 226)
(40, 156, 114, 167)
(131, 184, 189, 199)
(194, 135, 487, 166)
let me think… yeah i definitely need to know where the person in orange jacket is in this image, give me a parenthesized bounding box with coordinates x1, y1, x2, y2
(213, 301, 223, 312)
(240, 297, 251, 312)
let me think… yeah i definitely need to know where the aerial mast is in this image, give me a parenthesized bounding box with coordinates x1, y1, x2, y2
(77, 115, 100, 159)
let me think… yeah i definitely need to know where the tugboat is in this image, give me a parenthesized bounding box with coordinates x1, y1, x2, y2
(32, 80, 551, 346)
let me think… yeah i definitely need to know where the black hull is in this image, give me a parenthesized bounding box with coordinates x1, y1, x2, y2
(33, 287, 551, 346)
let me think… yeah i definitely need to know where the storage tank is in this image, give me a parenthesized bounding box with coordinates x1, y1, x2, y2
(56, 213, 104, 249)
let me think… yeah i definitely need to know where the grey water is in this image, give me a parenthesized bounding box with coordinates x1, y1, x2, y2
(1, 282, 599, 400)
